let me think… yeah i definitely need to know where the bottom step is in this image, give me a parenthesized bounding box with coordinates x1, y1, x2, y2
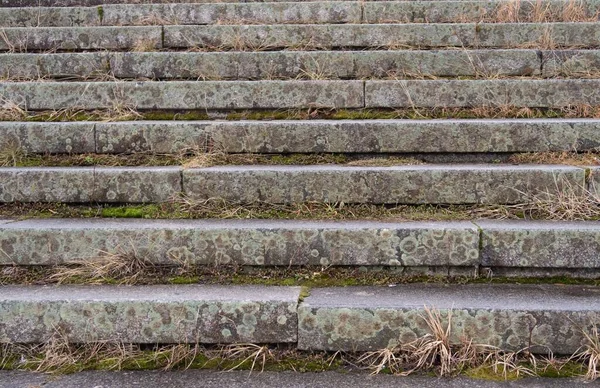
(0, 284, 599, 355)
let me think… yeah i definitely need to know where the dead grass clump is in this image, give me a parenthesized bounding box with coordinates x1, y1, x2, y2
(572, 324, 600, 380)
(492, 0, 597, 23)
(0, 98, 27, 121)
(508, 151, 600, 166)
(0, 141, 25, 167)
(49, 244, 156, 285)
(131, 38, 159, 52)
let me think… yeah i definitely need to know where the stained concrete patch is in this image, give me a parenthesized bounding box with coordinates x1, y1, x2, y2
(298, 284, 600, 354)
(0, 285, 300, 343)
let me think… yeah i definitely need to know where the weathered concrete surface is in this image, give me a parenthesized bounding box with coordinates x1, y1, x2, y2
(1, 0, 344, 5)
(365, 0, 600, 23)
(95, 119, 600, 154)
(0, 218, 479, 266)
(479, 220, 600, 268)
(103, 2, 360, 25)
(0, 285, 300, 343)
(0, 81, 363, 110)
(0, 167, 181, 203)
(0, 122, 95, 154)
(182, 165, 585, 205)
(298, 284, 600, 353)
(0, 26, 162, 51)
(0, 6, 99, 27)
(0, 53, 109, 79)
(94, 167, 182, 203)
(542, 50, 600, 77)
(365, 79, 600, 108)
(0, 167, 95, 203)
(109, 49, 540, 79)
(8, 119, 598, 155)
(0, 371, 589, 388)
(164, 23, 599, 49)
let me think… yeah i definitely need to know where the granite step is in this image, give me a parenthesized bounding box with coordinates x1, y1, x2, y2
(298, 284, 600, 354)
(0, 165, 587, 204)
(2, 79, 600, 111)
(1, 218, 600, 275)
(1, 23, 598, 52)
(3, 119, 600, 155)
(0, 284, 300, 343)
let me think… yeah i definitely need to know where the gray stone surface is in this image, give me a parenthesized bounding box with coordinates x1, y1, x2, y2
(543, 50, 600, 77)
(365, 79, 600, 108)
(94, 167, 182, 203)
(365, 0, 600, 23)
(478, 220, 600, 268)
(298, 284, 600, 353)
(0, 371, 589, 388)
(103, 2, 361, 25)
(0, 218, 479, 266)
(1, 0, 348, 5)
(0, 167, 95, 203)
(182, 165, 585, 205)
(109, 49, 541, 79)
(0, 122, 95, 154)
(164, 23, 599, 49)
(95, 119, 600, 154)
(0, 6, 99, 27)
(0, 26, 162, 51)
(0, 81, 363, 110)
(0, 285, 300, 343)
(0, 52, 109, 80)
(0, 167, 181, 203)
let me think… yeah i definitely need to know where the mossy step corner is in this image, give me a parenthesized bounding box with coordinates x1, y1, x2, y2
(3, 119, 600, 155)
(0, 164, 587, 204)
(2, 218, 600, 271)
(0, 283, 599, 355)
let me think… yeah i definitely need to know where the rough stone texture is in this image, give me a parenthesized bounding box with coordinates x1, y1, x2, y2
(0, 81, 363, 110)
(164, 23, 598, 49)
(479, 220, 600, 268)
(298, 284, 600, 354)
(0, 167, 95, 203)
(0, 53, 109, 80)
(542, 50, 600, 77)
(365, 80, 600, 108)
(0, 26, 162, 51)
(0, 6, 99, 27)
(103, 2, 361, 25)
(182, 165, 585, 205)
(0, 167, 181, 203)
(95, 119, 600, 154)
(0, 122, 95, 154)
(109, 50, 540, 79)
(364, 1, 600, 23)
(0, 218, 479, 266)
(94, 167, 182, 203)
(0, 285, 300, 343)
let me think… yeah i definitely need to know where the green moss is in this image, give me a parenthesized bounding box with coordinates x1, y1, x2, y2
(100, 205, 162, 219)
(168, 275, 200, 284)
(97, 6, 104, 22)
(464, 365, 522, 381)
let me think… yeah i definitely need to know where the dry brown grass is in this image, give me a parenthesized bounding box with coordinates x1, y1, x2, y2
(508, 151, 600, 166)
(492, 0, 598, 23)
(572, 324, 600, 380)
(131, 38, 160, 52)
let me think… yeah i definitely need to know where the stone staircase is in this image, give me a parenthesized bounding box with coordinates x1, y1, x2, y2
(1, 0, 600, 377)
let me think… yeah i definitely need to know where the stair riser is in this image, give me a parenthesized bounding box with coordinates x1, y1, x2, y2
(1, 23, 598, 51)
(298, 285, 600, 353)
(3, 1, 598, 27)
(0, 165, 585, 204)
(3, 80, 600, 110)
(3, 120, 600, 155)
(0, 285, 300, 344)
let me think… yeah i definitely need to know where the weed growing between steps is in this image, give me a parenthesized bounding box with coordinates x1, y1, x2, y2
(2, 263, 599, 287)
(0, 315, 597, 380)
(3, 106, 600, 123)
